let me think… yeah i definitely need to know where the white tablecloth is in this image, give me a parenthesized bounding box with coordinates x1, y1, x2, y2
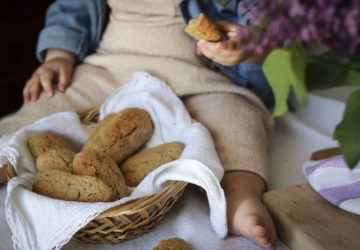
(1, 86, 357, 250)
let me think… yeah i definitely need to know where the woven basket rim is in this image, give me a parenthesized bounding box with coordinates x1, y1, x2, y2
(97, 181, 187, 218)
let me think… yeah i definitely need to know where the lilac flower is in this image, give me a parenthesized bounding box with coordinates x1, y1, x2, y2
(237, 0, 360, 59)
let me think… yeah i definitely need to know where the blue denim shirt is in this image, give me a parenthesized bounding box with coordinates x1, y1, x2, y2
(37, 0, 273, 109)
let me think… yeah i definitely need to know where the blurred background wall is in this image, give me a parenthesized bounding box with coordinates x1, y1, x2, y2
(0, 0, 52, 118)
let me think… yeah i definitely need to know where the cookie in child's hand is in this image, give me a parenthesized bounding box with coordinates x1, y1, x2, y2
(153, 237, 192, 250)
(185, 13, 225, 41)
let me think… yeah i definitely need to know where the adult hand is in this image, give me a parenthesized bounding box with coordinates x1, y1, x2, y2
(23, 49, 76, 104)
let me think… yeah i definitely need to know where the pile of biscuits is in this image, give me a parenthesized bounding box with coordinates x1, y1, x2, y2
(29, 108, 184, 202)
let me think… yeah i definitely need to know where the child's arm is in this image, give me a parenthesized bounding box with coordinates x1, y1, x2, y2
(36, 0, 106, 63)
(23, 49, 76, 104)
(24, 0, 107, 104)
(195, 21, 267, 66)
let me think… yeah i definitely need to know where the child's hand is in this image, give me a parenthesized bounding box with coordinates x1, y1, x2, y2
(195, 21, 265, 66)
(23, 49, 76, 104)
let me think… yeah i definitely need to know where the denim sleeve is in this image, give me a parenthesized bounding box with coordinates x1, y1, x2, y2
(36, 0, 105, 63)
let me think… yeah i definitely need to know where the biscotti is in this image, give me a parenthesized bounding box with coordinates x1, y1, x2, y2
(33, 170, 113, 202)
(28, 133, 72, 160)
(82, 108, 154, 164)
(185, 13, 225, 41)
(73, 150, 129, 200)
(36, 148, 75, 173)
(120, 142, 184, 187)
(153, 237, 193, 250)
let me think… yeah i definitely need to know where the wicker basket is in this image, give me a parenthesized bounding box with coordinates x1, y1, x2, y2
(6, 107, 188, 244)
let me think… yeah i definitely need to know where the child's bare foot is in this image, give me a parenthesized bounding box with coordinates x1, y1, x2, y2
(227, 192, 276, 249)
(221, 171, 277, 250)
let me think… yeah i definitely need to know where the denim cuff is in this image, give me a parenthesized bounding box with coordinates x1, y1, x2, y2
(36, 26, 89, 63)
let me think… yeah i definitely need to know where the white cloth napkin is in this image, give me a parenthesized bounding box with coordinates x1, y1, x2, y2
(0, 71, 227, 250)
(303, 155, 360, 215)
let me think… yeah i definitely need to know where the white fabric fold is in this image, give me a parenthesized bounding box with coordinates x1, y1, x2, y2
(0, 71, 227, 250)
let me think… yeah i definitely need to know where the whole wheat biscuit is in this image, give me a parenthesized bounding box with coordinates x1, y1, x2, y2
(120, 142, 185, 187)
(33, 170, 113, 202)
(88, 113, 116, 141)
(153, 237, 193, 250)
(185, 13, 225, 41)
(82, 108, 154, 164)
(36, 148, 75, 173)
(28, 133, 72, 161)
(73, 150, 129, 200)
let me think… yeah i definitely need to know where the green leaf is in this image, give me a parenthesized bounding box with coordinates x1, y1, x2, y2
(349, 53, 360, 68)
(263, 48, 292, 117)
(342, 70, 360, 86)
(263, 42, 308, 117)
(306, 62, 360, 90)
(305, 50, 360, 91)
(316, 51, 360, 71)
(306, 61, 348, 91)
(333, 89, 360, 169)
(289, 41, 308, 105)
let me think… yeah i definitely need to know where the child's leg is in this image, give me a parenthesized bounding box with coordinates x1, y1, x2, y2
(182, 92, 276, 249)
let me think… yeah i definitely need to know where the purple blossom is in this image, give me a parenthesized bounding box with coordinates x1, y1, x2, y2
(237, 0, 360, 59)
